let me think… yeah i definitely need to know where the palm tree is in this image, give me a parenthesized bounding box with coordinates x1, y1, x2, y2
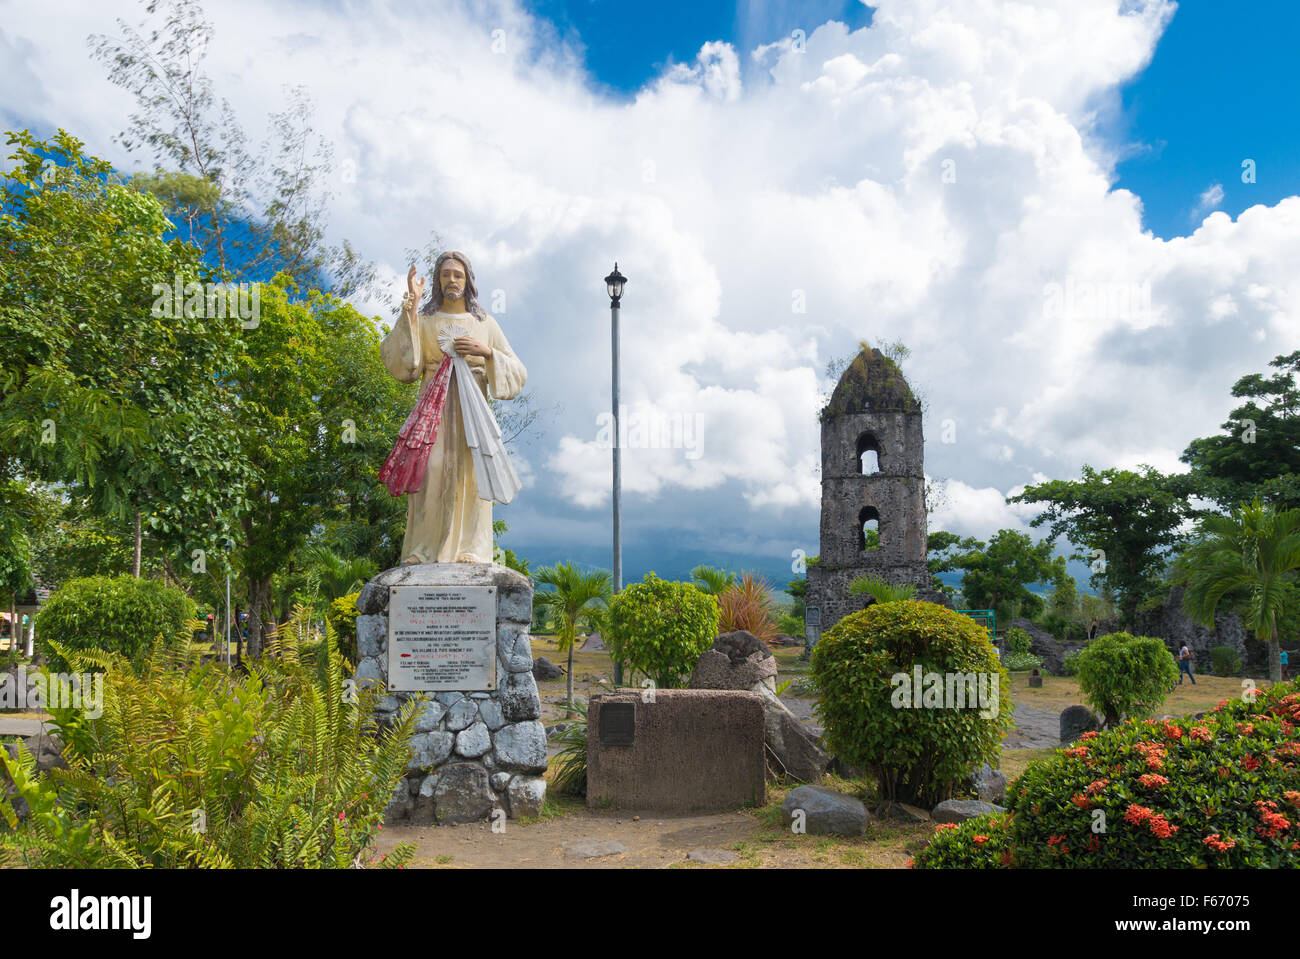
(1180, 499, 1300, 683)
(691, 565, 736, 595)
(301, 545, 379, 598)
(534, 563, 613, 715)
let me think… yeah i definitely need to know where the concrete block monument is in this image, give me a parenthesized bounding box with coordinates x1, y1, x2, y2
(586, 689, 765, 812)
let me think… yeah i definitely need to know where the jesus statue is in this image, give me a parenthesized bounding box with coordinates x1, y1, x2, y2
(378, 250, 527, 564)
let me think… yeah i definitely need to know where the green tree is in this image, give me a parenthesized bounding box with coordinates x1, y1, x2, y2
(1182, 351, 1300, 511)
(0, 130, 254, 576)
(1009, 466, 1192, 628)
(926, 530, 980, 600)
(1177, 499, 1300, 682)
(930, 529, 1063, 622)
(533, 563, 613, 714)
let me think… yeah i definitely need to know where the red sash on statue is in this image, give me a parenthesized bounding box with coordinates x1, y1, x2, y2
(378, 354, 454, 495)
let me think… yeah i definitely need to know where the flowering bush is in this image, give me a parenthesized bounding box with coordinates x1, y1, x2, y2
(912, 680, 1300, 868)
(812, 601, 1013, 807)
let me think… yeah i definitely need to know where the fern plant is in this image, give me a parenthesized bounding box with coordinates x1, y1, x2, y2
(848, 576, 917, 603)
(548, 698, 589, 797)
(0, 618, 417, 869)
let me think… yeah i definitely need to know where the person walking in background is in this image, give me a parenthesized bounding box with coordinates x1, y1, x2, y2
(1282, 647, 1289, 680)
(1088, 618, 1099, 641)
(1178, 642, 1197, 685)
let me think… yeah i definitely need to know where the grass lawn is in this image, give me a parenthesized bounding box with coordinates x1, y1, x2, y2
(1001, 669, 1265, 717)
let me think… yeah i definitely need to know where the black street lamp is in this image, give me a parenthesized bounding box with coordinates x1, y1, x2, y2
(604, 263, 626, 685)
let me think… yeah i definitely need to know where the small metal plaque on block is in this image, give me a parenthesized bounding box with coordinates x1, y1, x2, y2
(599, 702, 636, 747)
(387, 584, 496, 691)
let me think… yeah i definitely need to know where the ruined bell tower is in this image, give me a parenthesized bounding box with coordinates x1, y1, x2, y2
(805, 346, 944, 641)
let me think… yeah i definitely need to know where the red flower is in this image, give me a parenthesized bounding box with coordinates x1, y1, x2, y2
(935, 822, 959, 831)
(973, 834, 989, 845)
(1163, 724, 1183, 740)
(1242, 754, 1261, 771)
(1190, 725, 1212, 742)
(1138, 773, 1169, 789)
(1203, 834, 1235, 853)
(1080, 731, 1100, 741)
(1238, 722, 1255, 735)
(1284, 791, 1300, 809)
(1086, 779, 1110, 795)
(1124, 804, 1153, 825)
(1064, 746, 1089, 758)
(1148, 815, 1179, 839)
(1071, 794, 1091, 809)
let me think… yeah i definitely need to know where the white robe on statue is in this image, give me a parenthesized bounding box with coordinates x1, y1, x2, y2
(380, 309, 527, 564)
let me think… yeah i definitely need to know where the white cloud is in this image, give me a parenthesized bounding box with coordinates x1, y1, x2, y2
(3, 0, 1297, 553)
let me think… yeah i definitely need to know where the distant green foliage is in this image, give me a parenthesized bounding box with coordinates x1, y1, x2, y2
(1006, 627, 1032, 655)
(1074, 632, 1180, 727)
(0, 627, 417, 868)
(812, 601, 1013, 807)
(35, 575, 195, 672)
(607, 573, 719, 689)
(1061, 649, 1082, 677)
(1209, 645, 1242, 677)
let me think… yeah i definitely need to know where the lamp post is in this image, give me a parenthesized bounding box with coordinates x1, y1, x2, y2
(604, 263, 627, 685)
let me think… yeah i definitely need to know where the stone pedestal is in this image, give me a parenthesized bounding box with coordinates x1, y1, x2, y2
(355, 563, 545, 823)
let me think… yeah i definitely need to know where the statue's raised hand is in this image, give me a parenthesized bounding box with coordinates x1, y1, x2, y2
(406, 264, 425, 312)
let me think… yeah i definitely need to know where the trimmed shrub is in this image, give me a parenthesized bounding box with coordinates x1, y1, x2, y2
(607, 573, 719, 688)
(1209, 645, 1241, 677)
(1074, 632, 1179, 727)
(811, 601, 1013, 807)
(35, 575, 195, 673)
(1006, 627, 1032, 655)
(1061, 649, 1082, 677)
(913, 681, 1300, 868)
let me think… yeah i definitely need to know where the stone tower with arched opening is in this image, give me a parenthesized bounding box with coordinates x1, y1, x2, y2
(805, 346, 945, 641)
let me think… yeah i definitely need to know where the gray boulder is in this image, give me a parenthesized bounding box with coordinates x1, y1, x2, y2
(689, 630, 778, 691)
(781, 785, 868, 836)
(966, 763, 1008, 803)
(432, 763, 495, 824)
(532, 657, 565, 680)
(1060, 704, 1103, 743)
(932, 799, 1005, 823)
(753, 682, 829, 783)
(506, 775, 546, 818)
(454, 721, 491, 758)
(499, 670, 541, 721)
(493, 720, 548, 773)
(445, 697, 479, 732)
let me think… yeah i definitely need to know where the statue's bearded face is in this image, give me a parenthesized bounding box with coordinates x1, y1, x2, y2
(439, 258, 467, 300)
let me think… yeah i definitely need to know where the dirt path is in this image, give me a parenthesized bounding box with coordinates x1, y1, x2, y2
(373, 808, 761, 868)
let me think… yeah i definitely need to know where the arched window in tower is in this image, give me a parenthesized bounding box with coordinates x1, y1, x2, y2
(857, 431, 882, 475)
(859, 506, 881, 551)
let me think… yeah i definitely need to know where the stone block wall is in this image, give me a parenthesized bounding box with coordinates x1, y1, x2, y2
(355, 562, 546, 824)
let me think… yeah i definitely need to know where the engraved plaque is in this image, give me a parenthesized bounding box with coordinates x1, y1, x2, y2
(388, 585, 496, 691)
(599, 702, 636, 746)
